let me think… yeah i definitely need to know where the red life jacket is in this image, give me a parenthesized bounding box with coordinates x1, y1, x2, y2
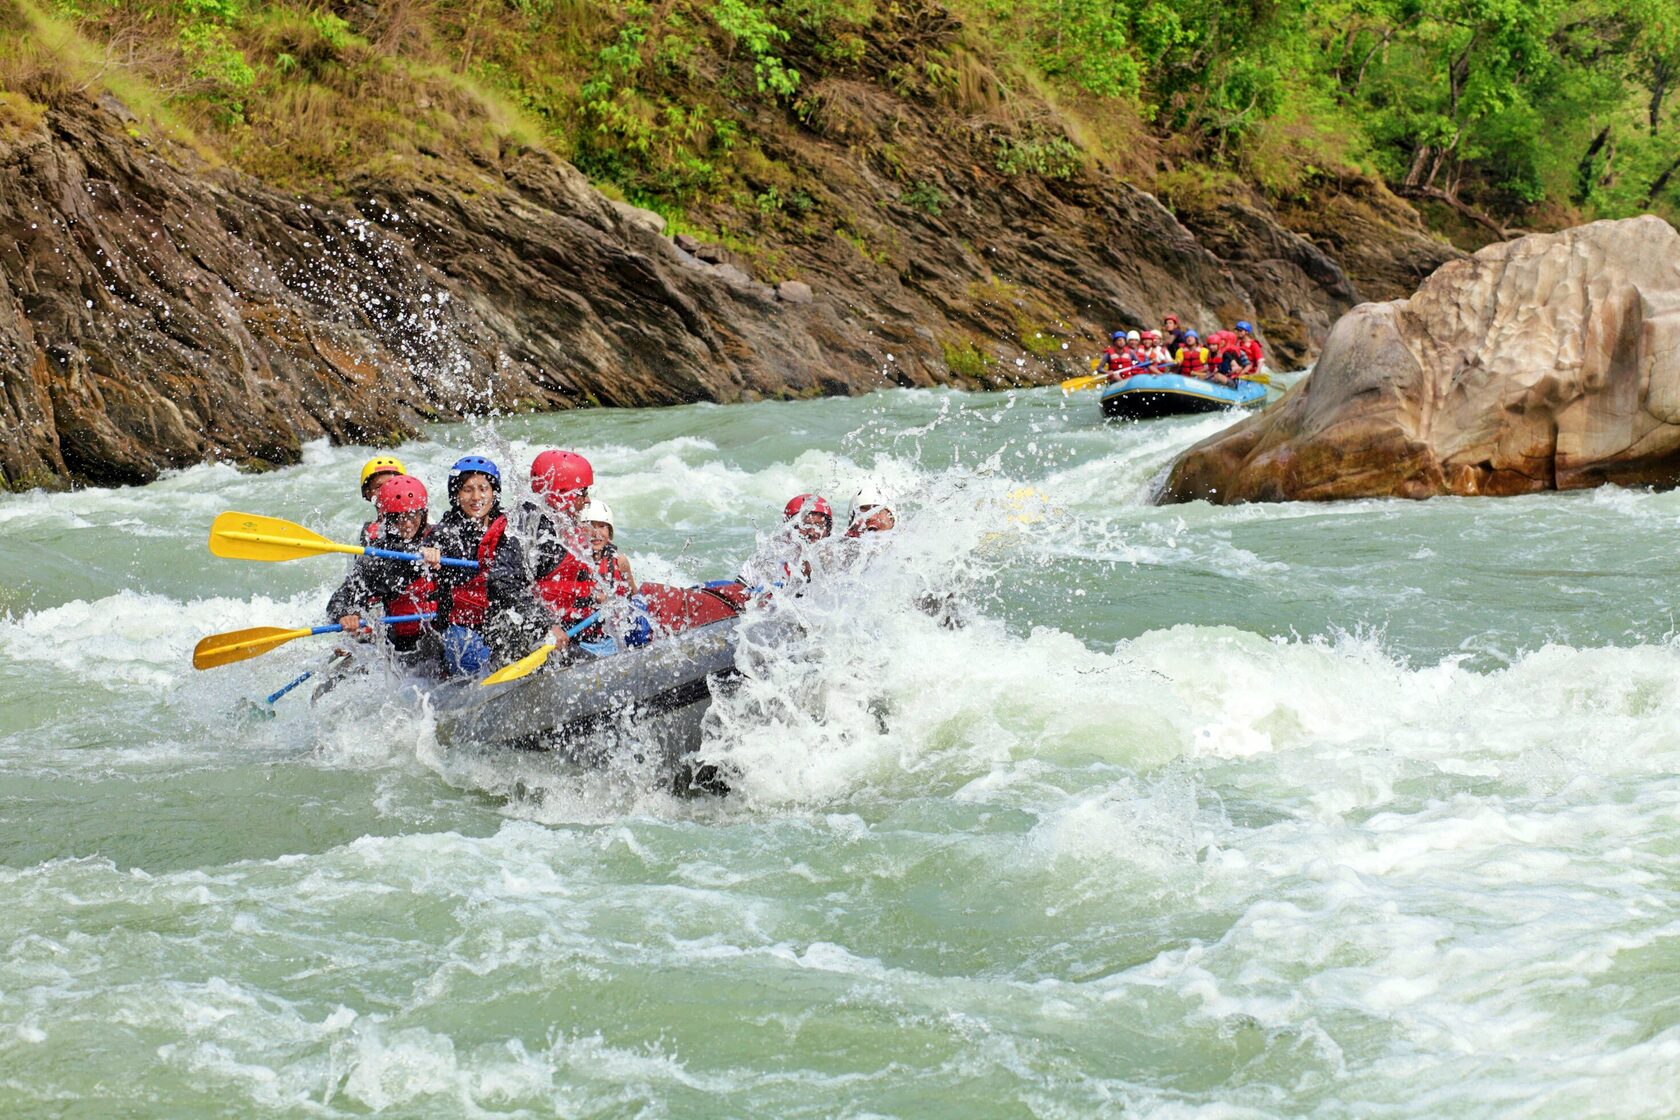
(593, 545, 632, 598)
(534, 550, 596, 623)
(385, 573, 435, 638)
(447, 516, 507, 627)
(1102, 347, 1125, 371)
(1242, 338, 1263, 369)
(1176, 346, 1209, 374)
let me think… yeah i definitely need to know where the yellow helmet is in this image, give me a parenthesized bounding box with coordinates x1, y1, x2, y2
(359, 455, 407, 492)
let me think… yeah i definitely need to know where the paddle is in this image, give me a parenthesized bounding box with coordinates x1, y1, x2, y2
(1238, 371, 1272, 385)
(263, 650, 352, 706)
(478, 611, 603, 688)
(1059, 373, 1106, 392)
(193, 613, 433, 670)
(209, 512, 478, 568)
(1061, 362, 1152, 393)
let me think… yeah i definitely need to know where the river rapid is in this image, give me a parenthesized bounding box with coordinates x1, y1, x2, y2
(2, 385, 1677, 1118)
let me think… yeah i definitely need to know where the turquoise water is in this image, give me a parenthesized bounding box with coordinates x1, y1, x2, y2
(2, 385, 1677, 1117)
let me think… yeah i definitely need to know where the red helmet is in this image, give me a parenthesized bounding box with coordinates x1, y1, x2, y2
(374, 475, 428, 514)
(530, 449, 593, 505)
(784, 493, 833, 521)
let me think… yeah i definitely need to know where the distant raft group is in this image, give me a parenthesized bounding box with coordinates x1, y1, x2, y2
(1099, 313, 1266, 387)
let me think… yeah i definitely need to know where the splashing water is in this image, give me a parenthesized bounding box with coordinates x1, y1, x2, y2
(2, 385, 1678, 1117)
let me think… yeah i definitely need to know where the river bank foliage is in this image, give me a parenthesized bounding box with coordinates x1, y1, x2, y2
(2, 0, 1676, 249)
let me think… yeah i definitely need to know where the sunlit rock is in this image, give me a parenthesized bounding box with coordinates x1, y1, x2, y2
(1158, 216, 1680, 504)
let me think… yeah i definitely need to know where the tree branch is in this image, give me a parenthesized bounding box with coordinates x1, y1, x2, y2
(1393, 183, 1514, 240)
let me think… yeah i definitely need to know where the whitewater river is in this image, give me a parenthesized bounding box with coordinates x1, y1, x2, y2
(2, 384, 1677, 1117)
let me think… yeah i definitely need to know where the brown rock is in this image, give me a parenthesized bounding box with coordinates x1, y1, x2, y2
(0, 97, 915, 488)
(776, 280, 813, 304)
(1168, 179, 1461, 368)
(694, 242, 729, 264)
(673, 233, 702, 254)
(1158, 216, 1680, 505)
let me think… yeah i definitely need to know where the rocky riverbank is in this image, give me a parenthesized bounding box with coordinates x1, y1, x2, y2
(1, 83, 1453, 491)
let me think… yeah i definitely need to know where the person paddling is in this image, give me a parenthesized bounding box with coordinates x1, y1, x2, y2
(739, 493, 834, 590)
(357, 455, 406, 546)
(1162, 313, 1188, 354)
(1139, 329, 1171, 368)
(1235, 320, 1264, 380)
(424, 456, 529, 676)
(327, 474, 437, 664)
(1175, 329, 1212, 380)
(581, 499, 635, 595)
(1212, 330, 1251, 384)
(846, 484, 896, 537)
(519, 449, 602, 654)
(786, 493, 834, 545)
(572, 498, 652, 648)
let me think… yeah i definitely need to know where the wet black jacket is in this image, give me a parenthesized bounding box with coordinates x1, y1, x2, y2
(429, 504, 535, 655)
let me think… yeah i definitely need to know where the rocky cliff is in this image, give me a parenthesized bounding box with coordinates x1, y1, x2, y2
(1157, 216, 1680, 504)
(1, 80, 1455, 490)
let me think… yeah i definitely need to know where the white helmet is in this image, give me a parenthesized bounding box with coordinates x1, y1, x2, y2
(580, 498, 614, 529)
(850, 483, 893, 521)
(1125, 330, 1141, 342)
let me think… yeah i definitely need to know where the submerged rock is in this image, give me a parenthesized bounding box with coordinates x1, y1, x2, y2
(1158, 216, 1680, 504)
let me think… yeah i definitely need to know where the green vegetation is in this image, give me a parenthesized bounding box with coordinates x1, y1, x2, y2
(0, 0, 1674, 244)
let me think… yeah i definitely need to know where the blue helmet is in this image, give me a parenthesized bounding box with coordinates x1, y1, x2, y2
(1111, 331, 1126, 342)
(1184, 329, 1200, 339)
(448, 455, 501, 498)
(1236, 320, 1254, 333)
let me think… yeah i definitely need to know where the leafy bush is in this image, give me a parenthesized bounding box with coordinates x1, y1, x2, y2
(179, 21, 254, 125)
(900, 181, 945, 214)
(709, 0, 799, 96)
(994, 135, 1081, 179)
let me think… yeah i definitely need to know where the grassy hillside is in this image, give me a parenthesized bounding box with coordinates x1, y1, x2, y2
(3, 0, 1675, 268)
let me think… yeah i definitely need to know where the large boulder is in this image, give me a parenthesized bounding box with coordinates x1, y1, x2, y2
(1158, 216, 1680, 504)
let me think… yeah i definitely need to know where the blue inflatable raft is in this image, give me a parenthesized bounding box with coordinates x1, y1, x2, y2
(1100, 373, 1267, 419)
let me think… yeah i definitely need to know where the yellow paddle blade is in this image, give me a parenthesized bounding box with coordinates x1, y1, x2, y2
(1060, 374, 1107, 392)
(193, 625, 316, 670)
(1238, 373, 1272, 385)
(479, 642, 556, 687)
(210, 511, 362, 563)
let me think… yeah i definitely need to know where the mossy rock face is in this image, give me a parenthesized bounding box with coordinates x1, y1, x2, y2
(0, 91, 47, 140)
(0, 468, 67, 494)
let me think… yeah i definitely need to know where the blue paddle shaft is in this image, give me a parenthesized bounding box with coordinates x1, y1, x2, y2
(325, 612, 435, 635)
(265, 614, 434, 704)
(565, 612, 600, 638)
(365, 546, 477, 569)
(265, 671, 313, 705)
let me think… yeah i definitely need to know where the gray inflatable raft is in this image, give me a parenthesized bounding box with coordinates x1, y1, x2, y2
(427, 616, 748, 792)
